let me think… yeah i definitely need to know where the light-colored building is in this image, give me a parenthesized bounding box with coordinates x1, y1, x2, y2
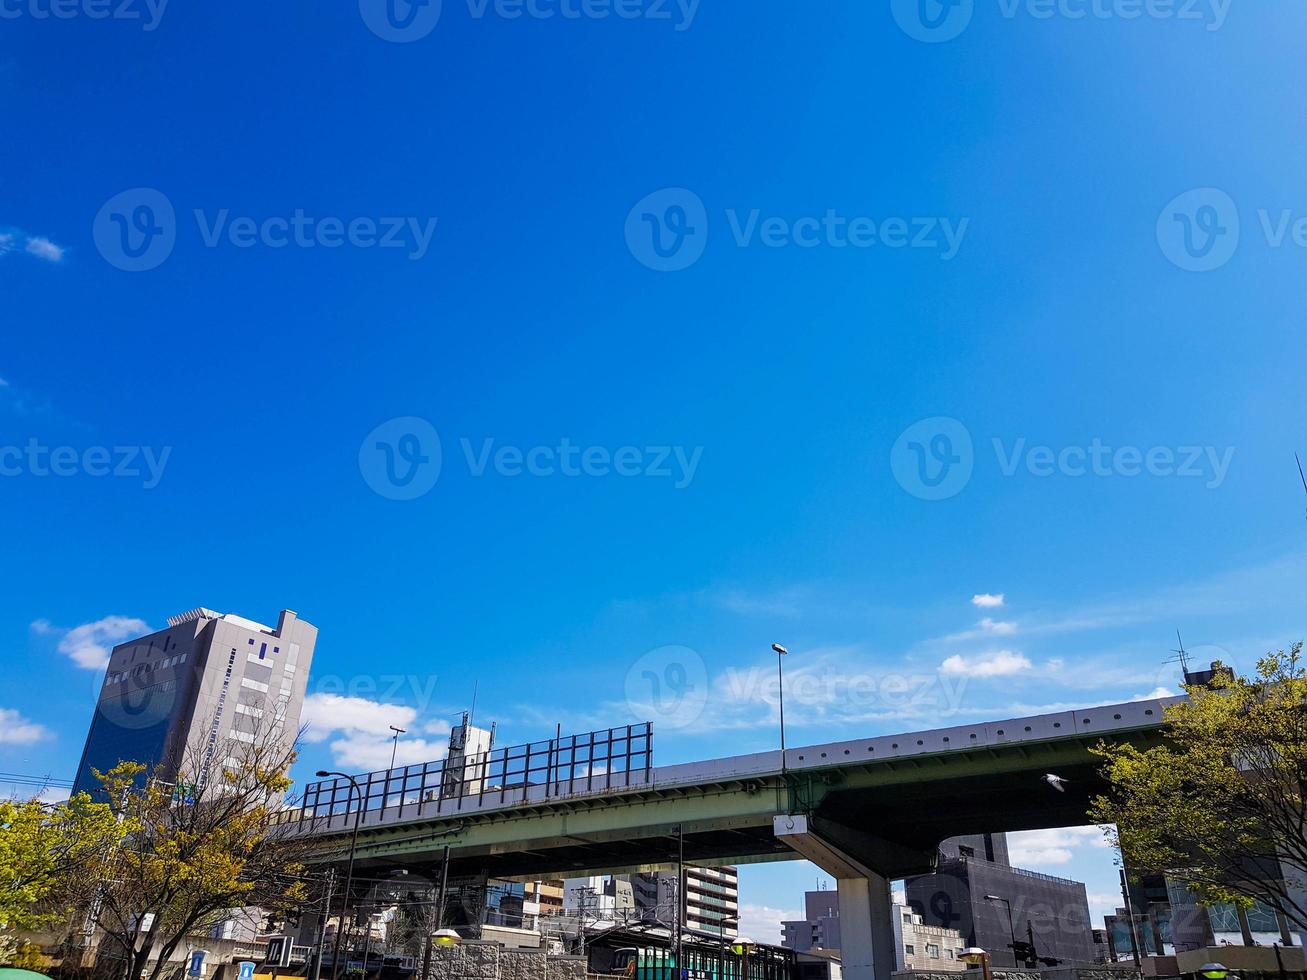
(893, 905, 967, 972)
(632, 866, 740, 937)
(564, 875, 636, 927)
(527, 880, 565, 917)
(72, 607, 317, 799)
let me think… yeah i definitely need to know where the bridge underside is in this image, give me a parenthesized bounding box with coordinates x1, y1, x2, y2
(301, 733, 1141, 883)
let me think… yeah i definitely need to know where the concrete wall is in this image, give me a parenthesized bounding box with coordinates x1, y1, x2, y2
(424, 942, 586, 980)
(894, 969, 1140, 980)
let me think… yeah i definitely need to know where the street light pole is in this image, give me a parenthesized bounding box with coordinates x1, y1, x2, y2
(318, 769, 366, 980)
(388, 726, 406, 772)
(768, 645, 789, 773)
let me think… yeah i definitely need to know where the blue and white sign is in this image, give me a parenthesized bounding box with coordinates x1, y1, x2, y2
(187, 950, 208, 978)
(237, 962, 255, 980)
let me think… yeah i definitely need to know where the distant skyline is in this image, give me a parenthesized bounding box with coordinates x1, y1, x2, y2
(5, 0, 1307, 944)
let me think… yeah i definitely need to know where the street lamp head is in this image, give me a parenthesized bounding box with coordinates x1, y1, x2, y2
(984, 895, 1002, 902)
(315, 770, 331, 778)
(1200, 964, 1229, 979)
(961, 948, 989, 967)
(772, 643, 789, 655)
(432, 928, 461, 947)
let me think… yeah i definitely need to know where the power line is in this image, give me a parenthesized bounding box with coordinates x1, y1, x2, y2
(0, 771, 75, 790)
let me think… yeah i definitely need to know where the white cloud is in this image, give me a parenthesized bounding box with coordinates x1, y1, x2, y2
(0, 227, 66, 263)
(1133, 686, 1176, 701)
(25, 236, 64, 262)
(1087, 892, 1122, 922)
(0, 706, 52, 745)
(301, 694, 449, 771)
(1008, 826, 1110, 867)
(735, 902, 800, 945)
(979, 618, 1017, 635)
(940, 650, 1032, 678)
(972, 593, 1005, 608)
(34, 615, 151, 670)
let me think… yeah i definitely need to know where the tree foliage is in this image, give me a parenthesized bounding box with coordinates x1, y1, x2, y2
(1091, 644, 1307, 922)
(69, 721, 314, 980)
(0, 791, 123, 935)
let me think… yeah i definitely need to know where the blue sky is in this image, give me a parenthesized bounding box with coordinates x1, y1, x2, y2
(3, 0, 1307, 945)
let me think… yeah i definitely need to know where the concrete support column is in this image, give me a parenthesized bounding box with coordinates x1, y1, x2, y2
(837, 871, 896, 980)
(775, 814, 934, 980)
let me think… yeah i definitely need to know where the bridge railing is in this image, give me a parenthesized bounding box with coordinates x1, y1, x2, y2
(283, 723, 653, 831)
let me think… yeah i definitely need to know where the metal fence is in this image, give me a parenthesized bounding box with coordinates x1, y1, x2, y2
(290, 723, 653, 828)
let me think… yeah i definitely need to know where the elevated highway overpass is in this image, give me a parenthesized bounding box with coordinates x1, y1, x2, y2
(288, 696, 1176, 980)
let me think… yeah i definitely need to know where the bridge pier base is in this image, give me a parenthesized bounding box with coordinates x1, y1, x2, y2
(836, 871, 895, 980)
(775, 814, 936, 980)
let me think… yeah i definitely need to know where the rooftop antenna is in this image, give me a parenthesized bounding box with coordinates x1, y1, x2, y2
(1165, 630, 1192, 682)
(468, 678, 479, 729)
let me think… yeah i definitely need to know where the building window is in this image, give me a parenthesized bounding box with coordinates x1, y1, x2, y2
(958, 845, 975, 858)
(928, 944, 940, 959)
(905, 945, 914, 956)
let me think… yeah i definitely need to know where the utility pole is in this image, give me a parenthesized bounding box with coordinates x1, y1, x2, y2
(312, 870, 337, 980)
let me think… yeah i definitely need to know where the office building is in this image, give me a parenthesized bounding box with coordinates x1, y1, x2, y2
(782, 890, 841, 953)
(72, 606, 317, 798)
(905, 834, 1097, 967)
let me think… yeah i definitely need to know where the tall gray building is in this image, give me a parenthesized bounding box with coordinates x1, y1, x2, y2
(905, 834, 1097, 967)
(72, 606, 317, 799)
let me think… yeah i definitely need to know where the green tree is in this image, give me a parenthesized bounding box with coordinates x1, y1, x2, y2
(0, 791, 123, 937)
(74, 722, 313, 980)
(1091, 644, 1307, 925)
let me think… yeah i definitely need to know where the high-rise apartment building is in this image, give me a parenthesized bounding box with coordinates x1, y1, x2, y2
(632, 866, 740, 937)
(72, 606, 317, 798)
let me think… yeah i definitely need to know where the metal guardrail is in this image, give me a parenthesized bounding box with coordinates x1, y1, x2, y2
(287, 723, 653, 829)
